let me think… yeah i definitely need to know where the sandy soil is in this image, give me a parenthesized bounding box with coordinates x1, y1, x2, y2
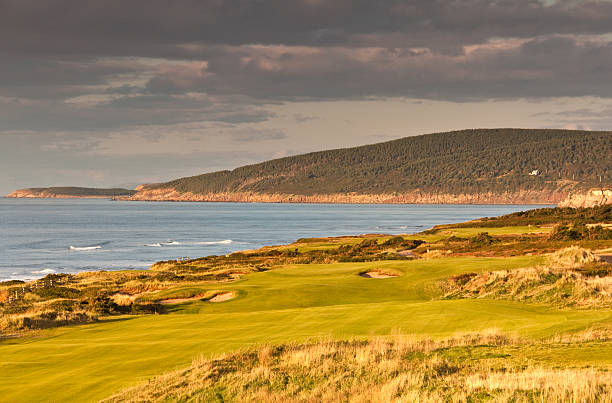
(159, 294, 207, 305)
(209, 292, 235, 302)
(359, 271, 399, 279)
(397, 250, 417, 258)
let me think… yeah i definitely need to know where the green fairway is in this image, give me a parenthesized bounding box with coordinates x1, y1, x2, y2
(438, 225, 552, 236)
(1, 256, 611, 402)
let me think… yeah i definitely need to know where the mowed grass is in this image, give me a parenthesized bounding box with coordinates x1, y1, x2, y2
(438, 225, 552, 237)
(284, 225, 551, 252)
(1, 255, 611, 402)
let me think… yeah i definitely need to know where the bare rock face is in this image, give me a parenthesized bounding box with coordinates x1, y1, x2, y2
(127, 186, 567, 205)
(559, 188, 612, 208)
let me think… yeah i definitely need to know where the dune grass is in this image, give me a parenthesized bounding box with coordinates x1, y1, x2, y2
(104, 334, 612, 403)
(1, 255, 611, 401)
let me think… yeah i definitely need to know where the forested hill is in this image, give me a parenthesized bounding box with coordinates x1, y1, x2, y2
(133, 129, 611, 204)
(7, 187, 136, 198)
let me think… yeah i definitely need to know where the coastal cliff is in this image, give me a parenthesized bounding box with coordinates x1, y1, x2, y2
(127, 186, 566, 204)
(558, 188, 612, 208)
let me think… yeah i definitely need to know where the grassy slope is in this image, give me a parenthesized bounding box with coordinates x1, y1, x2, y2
(105, 338, 612, 402)
(2, 255, 611, 401)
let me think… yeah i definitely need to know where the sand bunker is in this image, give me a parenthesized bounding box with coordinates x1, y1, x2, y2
(397, 250, 417, 258)
(208, 291, 235, 302)
(159, 294, 207, 305)
(359, 270, 400, 279)
(159, 291, 235, 305)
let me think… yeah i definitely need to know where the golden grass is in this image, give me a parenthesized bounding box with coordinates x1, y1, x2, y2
(0, 307, 96, 334)
(111, 293, 137, 306)
(445, 247, 611, 308)
(548, 246, 600, 268)
(421, 249, 452, 259)
(103, 331, 611, 403)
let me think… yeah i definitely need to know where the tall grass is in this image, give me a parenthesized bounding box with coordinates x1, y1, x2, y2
(549, 246, 600, 268)
(444, 247, 611, 308)
(0, 308, 96, 334)
(104, 332, 611, 403)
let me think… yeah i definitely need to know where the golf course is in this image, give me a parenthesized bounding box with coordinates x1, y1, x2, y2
(1, 207, 612, 401)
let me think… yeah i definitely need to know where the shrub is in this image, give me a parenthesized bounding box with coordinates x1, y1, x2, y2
(469, 232, 498, 246)
(382, 236, 405, 246)
(0, 280, 25, 286)
(33, 286, 81, 299)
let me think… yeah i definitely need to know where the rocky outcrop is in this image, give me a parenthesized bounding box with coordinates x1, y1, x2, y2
(126, 186, 567, 205)
(558, 188, 612, 208)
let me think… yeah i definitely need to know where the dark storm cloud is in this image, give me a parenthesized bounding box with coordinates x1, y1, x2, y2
(2, 0, 612, 53)
(1, 0, 612, 135)
(141, 35, 612, 100)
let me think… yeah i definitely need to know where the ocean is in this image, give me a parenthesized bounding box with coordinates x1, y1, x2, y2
(0, 198, 549, 281)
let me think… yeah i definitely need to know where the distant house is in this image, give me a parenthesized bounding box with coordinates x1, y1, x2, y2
(529, 170, 540, 176)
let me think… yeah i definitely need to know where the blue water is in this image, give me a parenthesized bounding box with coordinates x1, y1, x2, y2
(0, 199, 548, 281)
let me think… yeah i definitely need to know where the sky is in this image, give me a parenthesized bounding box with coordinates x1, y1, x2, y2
(2, 0, 612, 194)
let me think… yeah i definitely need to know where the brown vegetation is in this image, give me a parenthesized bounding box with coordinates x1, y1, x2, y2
(444, 247, 612, 308)
(104, 331, 612, 403)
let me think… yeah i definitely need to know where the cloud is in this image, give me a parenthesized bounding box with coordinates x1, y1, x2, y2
(230, 128, 288, 142)
(3, 1, 612, 53)
(0, 1, 612, 136)
(138, 35, 612, 101)
(2, 0, 612, 193)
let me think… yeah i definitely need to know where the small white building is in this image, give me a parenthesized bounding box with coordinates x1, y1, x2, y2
(529, 170, 540, 176)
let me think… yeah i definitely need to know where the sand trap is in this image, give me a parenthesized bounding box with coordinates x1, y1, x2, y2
(159, 294, 207, 305)
(397, 250, 417, 258)
(599, 254, 612, 264)
(208, 291, 235, 302)
(359, 270, 400, 279)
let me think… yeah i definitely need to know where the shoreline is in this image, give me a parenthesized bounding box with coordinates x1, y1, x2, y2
(4, 195, 557, 206)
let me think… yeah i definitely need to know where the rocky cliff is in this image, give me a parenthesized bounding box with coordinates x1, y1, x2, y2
(558, 188, 612, 208)
(127, 186, 567, 205)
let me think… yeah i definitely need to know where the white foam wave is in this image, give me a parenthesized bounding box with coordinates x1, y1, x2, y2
(69, 245, 102, 251)
(144, 239, 232, 247)
(192, 239, 233, 245)
(31, 268, 56, 275)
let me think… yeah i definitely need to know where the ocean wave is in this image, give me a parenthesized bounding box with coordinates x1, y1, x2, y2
(145, 240, 233, 247)
(31, 268, 56, 275)
(69, 245, 102, 251)
(191, 239, 233, 245)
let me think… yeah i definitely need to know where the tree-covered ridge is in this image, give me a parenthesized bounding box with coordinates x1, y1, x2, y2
(146, 129, 612, 196)
(20, 187, 135, 197)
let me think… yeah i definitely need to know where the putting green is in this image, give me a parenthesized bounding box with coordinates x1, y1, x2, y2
(1, 256, 610, 402)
